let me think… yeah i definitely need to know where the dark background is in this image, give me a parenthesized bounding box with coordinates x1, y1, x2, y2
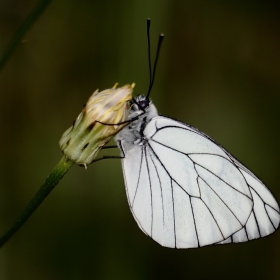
(0, 0, 280, 279)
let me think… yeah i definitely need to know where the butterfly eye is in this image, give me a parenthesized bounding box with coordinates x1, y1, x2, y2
(138, 99, 149, 110)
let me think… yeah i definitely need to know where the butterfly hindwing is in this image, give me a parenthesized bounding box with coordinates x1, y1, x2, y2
(119, 116, 280, 248)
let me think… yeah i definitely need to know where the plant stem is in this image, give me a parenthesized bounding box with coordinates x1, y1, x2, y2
(0, 0, 52, 72)
(0, 156, 73, 248)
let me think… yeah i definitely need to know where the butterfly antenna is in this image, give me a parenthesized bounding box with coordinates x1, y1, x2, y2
(148, 34, 164, 98)
(146, 18, 152, 92)
(146, 21, 164, 99)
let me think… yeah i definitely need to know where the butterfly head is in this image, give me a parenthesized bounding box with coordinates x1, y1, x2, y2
(128, 95, 158, 122)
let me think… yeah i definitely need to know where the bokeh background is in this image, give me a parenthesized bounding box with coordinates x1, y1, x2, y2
(0, 0, 280, 279)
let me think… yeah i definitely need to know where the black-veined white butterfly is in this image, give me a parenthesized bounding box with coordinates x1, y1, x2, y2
(113, 20, 280, 249)
(115, 95, 280, 248)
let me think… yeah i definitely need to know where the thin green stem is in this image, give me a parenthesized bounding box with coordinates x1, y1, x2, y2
(0, 0, 52, 72)
(0, 156, 73, 248)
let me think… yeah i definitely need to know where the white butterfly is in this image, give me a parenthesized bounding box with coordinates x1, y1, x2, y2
(115, 95, 280, 248)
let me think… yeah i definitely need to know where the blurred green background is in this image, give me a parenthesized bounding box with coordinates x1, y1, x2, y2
(0, 0, 280, 279)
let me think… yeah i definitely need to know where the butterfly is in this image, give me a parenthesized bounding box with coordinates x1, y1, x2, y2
(114, 94, 280, 248)
(113, 20, 280, 248)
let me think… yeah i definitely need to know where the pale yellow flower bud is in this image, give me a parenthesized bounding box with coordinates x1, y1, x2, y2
(59, 84, 134, 166)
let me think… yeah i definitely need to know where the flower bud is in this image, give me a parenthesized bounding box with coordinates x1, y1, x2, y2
(59, 84, 134, 166)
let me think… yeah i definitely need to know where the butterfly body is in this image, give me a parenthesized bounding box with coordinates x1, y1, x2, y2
(115, 96, 280, 248)
(116, 95, 158, 146)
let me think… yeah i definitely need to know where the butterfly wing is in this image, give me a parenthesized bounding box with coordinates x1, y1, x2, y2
(119, 116, 280, 248)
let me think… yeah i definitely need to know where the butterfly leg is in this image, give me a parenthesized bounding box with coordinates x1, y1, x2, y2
(101, 145, 118, 149)
(89, 143, 124, 164)
(90, 155, 123, 163)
